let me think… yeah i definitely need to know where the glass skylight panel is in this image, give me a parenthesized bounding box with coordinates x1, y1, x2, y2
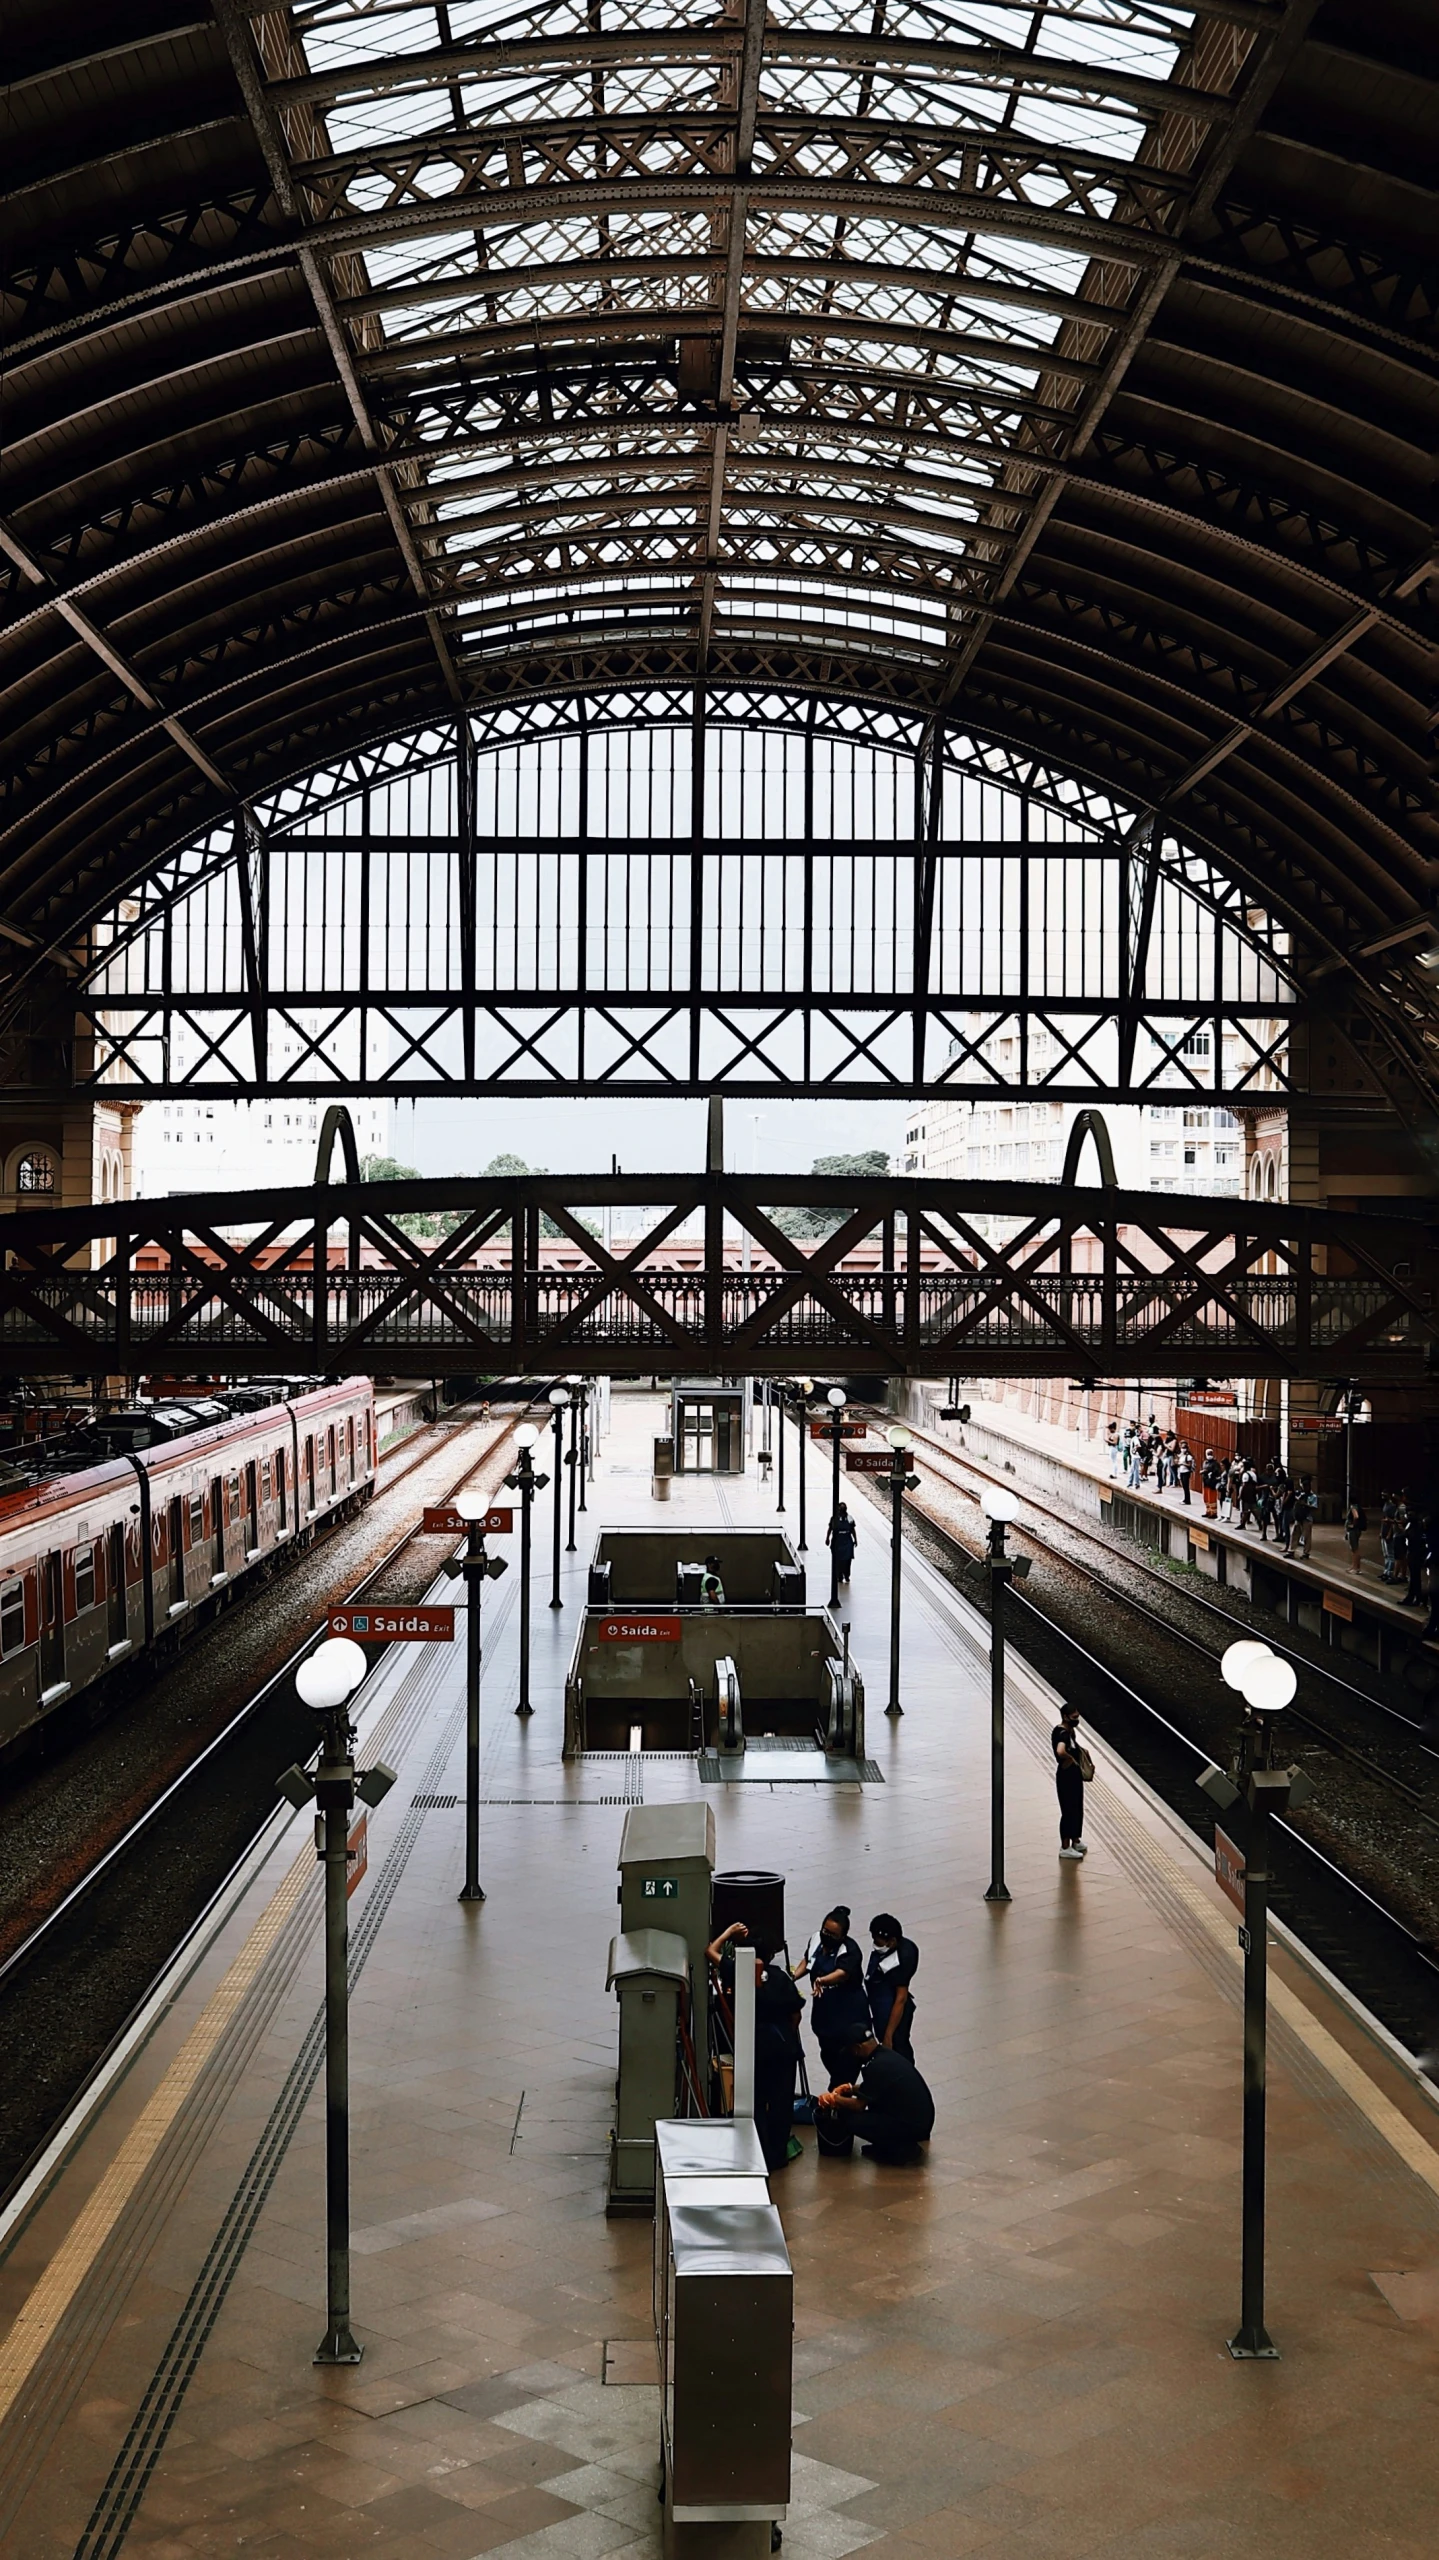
(288, 0, 1214, 671)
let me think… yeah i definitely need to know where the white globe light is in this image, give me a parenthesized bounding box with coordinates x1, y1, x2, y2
(798, 1377, 814, 1395)
(565, 1372, 583, 1386)
(548, 1386, 569, 1407)
(514, 1424, 539, 1449)
(827, 1387, 847, 1409)
(1221, 1639, 1269, 1693)
(886, 1425, 912, 1450)
(980, 1485, 1020, 1524)
(1243, 1654, 1297, 1713)
(296, 1636, 367, 1710)
(454, 1489, 488, 1522)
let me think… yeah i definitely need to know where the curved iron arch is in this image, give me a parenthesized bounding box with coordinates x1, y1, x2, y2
(2, 1, 1434, 1108)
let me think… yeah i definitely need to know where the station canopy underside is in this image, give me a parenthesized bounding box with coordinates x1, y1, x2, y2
(2, 2, 1435, 1100)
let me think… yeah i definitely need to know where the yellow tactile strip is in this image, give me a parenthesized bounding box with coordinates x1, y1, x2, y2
(0, 1844, 313, 2432)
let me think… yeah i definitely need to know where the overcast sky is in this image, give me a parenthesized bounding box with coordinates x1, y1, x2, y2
(394, 1093, 911, 1178)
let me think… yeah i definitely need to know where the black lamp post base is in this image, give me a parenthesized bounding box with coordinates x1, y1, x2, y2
(1227, 2328, 1279, 2360)
(458, 1883, 487, 1903)
(314, 2325, 363, 2366)
(983, 1882, 1012, 1904)
(514, 1701, 534, 1716)
(885, 1701, 904, 1717)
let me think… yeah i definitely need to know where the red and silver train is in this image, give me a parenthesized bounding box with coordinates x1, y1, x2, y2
(0, 1378, 376, 1754)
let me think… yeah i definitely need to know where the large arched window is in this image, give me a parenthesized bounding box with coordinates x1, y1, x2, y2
(14, 1150, 57, 1196)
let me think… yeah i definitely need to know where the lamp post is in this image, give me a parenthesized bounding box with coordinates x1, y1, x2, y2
(776, 1382, 786, 1514)
(825, 1387, 848, 1604)
(281, 1638, 395, 2368)
(504, 1425, 546, 1715)
(450, 1490, 508, 1900)
(565, 1373, 582, 1549)
(796, 1377, 813, 1551)
(1198, 1640, 1307, 2361)
(981, 1486, 1022, 1904)
(575, 1378, 591, 1513)
(547, 1386, 569, 1606)
(884, 1426, 920, 1716)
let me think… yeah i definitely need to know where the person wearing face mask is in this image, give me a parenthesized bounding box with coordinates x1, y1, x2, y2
(795, 1905, 869, 2085)
(865, 1913, 919, 2060)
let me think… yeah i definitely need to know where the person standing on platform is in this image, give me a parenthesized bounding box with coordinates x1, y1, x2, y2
(804, 1906, 871, 2084)
(1176, 1441, 1194, 1507)
(1052, 1702, 1090, 1860)
(706, 1920, 803, 2171)
(1275, 1481, 1298, 1554)
(1344, 1499, 1367, 1572)
(1381, 1491, 1400, 1583)
(1223, 1454, 1243, 1524)
(865, 1915, 919, 2058)
(1290, 1476, 1316, 1560)
(815, 2036, 935, 2163)
(1126, 1434, 1142, 1490)
(1106, 1423, 1120, 1478)
(1201, 1449, 1223, 1519)
(827, 1503, 857, 1588)
(1403, 1494, 1428, 1606)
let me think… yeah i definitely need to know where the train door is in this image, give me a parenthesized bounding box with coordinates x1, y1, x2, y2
(107, 1523, 127, 1646)
(211, 1475, 224, 1576)
(276, 1446, 288, 1531)
(305, 1436, 315, 1514)
(40, 1552, 63, 1690)
(346, 1417, 355, 1486)
(327, 1426, 336, 1497)
(245, 1460, 259, 1552)
(168, 1495, 185, 1607)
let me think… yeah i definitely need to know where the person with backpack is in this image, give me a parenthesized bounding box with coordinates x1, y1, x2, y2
(1290, 1475, 1317, 1561)
(1201, 1449, 1224, 1519)
(1052, 1702, 1092, 1859)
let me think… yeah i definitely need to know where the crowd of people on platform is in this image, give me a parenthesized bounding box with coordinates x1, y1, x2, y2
(706, 1905, 934, 2173)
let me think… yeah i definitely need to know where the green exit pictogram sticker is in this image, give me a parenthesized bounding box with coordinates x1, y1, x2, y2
(641, 1877, 680, 1899)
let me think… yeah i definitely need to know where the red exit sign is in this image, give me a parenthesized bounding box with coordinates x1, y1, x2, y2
(598, 1615, 681, 1642)
(422, 1505, 512, 1535)
(846, 1450, 915, 1474)
(329, 1606, 455, 1643)
(809, 1420, 867, 1439)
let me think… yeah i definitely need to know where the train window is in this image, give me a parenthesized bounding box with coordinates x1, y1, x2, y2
(74, 1544, 96, 1612)
(189, 1493, 205, 1543)
(261, 1457, 271, 1501)
(0, 1578, 24, 1655)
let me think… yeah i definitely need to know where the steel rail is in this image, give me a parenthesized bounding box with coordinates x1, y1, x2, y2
(0, 1402, 535, 1994)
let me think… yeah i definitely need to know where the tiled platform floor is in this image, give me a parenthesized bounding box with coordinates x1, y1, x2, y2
(3, 1393, 1439, 2560)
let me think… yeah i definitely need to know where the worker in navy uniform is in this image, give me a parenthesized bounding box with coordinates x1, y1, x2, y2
(865, 1913, 919, 2059)
(800, 1905, 870, 2084)
(706, 1919, 803, 2170)
(815, 2035, 935, 2164)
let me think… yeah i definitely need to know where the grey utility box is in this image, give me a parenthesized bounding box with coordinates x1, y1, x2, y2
(607, 1930, 690, 2216)
(619, 1802, 716, 2056)
(655, 2123, 793, 2534)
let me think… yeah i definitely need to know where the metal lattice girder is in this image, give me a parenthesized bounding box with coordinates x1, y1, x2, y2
(0, 1169, 1433, 1385)
(2, 0, 1436, 1117)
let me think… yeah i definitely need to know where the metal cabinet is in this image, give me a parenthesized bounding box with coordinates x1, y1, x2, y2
(654, 2120, 792, 2533)
(618, 1801, 715, 2054)
(606, 1930, 689, 2215)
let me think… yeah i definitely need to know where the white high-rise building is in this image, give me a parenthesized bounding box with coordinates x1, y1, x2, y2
(132, 1013, 392, 1196)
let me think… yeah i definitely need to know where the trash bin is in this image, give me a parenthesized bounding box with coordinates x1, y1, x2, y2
(710, 1871, 785, 1948)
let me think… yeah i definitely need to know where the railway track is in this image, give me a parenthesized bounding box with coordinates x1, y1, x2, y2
(850, 1413, 1439, 2075)
(0, 1401, 537, 2208)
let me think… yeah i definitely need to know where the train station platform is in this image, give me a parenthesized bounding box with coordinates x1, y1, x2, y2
(928, 1395, 1432, 1674)
(4, 1392, 1439, 2560)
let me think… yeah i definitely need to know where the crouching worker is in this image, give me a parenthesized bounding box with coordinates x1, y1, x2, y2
(814, 2035, 934, 2165)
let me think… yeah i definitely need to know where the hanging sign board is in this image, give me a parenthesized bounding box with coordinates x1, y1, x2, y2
(1289, 1417, 1344, 1435)
(1322, 1588, 1354, 1623)
(328, 1605, 455, 1642)
(1179, 1390, 1238, 1410)
(809, 1421, 867, 1439)
(598, 1615, 681, 1642)
(846, 1451, 912, 1474)
(422, 1505, 512, 1535)
(346, 1811, 368, 1899)
(1213, 1827, 1246, 1915)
